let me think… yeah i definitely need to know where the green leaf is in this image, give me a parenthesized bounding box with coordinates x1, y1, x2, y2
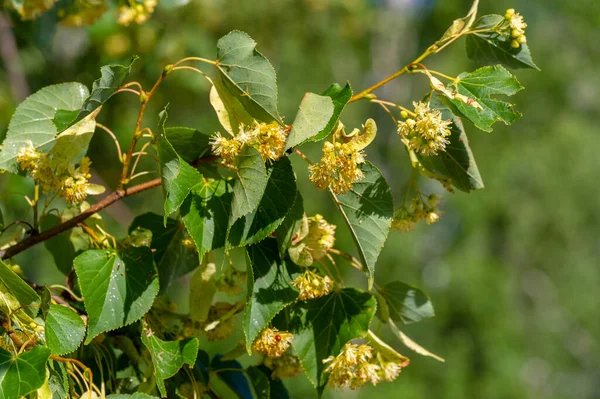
(62, 58, 137, 129)
(47, 360, 69, 399)
(229, 157, 297, 247)
(246, 366, 270, 399)
(209, 78, 254, 135)
(74, 247, 159, 343)
(309, 82, 353, 143)
(286, 88, 343, 150)
(0, 83, 89, 173)
(284, 288, 376, 389)
(216, 30, 281, 123)
(44, 304, 86, 355)
(129, 213, 199, 293)
(333, 162, 393, 286)
(275, 190, 304, 258)
(181, 179, 232, 261)
(229, 146, 268, 223)
(442, 65, 524, 132)
(417, 94, 484, 192)
(165, 127, 211, 164)
(157, 109, 203, 219)
(0, 259, 40, 319)
(0, 346, 51, 398)
(48, 113, 96, 168)
(466, 14, 539, 70)
(244, 239, 300, 352)
(107, 394, 159, 399)
(377, 281, 434, 324)
(141, 323, 199, 397)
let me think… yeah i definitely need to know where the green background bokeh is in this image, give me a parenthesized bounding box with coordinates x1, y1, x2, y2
(1, 0, 599, 397)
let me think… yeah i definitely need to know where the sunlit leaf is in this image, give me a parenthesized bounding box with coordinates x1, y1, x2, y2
(141, 322, 199, 397)
(156, 109, 203, 219)
(333, 162, 393, 286)
(0, 83, 89, 173)
(0, 346, 51, 398)
(44, 304, 86, 355)
(417, 94, 484, 192)
(229, 146, 267, 223)
(440, 65, 524, 132)
(216, 30, 281, 123)
(74, 247, 159, 343)
(466, 14, 539, 70)
(244, 239, 300, 352)
(229, 157, 297, 247)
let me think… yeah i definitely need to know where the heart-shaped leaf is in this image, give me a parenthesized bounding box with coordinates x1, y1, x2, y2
(74, 247, 159, 343)
(45, 304, 86, 355)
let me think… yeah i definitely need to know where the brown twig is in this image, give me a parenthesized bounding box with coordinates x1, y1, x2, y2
(0, 178, 162, 260)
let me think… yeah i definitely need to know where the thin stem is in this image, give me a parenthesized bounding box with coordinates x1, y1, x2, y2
(294, 149, 314, 165)
(129, 141, 152, 179)
(49, 285, 84, 302)
(129, 171, 155, 182)
(119, 71, 166, 190)
(372, 100, 400, 125)
(349, 48, 432, 103)
(123, 81, 144, 92)
(0, 178, 162, 260)
(174, 56, 217, 66)
(96, 123, 123, 162)
(115, 87, 141, 96)
(172, 65, 207, 75)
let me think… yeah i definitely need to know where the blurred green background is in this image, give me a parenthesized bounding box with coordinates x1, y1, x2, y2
(1, 0, 599, 398)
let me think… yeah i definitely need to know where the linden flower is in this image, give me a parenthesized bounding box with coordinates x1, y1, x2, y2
(292, 269, 333, 301)
(248, 121, 287, 161)
(210, 132, 242, 165)
(309, 141, 365, 194)
(323, 343, 380, 389)
(253, 327, 293, 358)
(391, 217, 416, 233)
(505, 8, 527, 48)
(16, 141, 40, 171)
(117, 0, 157, 26)
(264, 352, 303, 379)
(59, 157, 93, 204)
(392, 194, 443, 232)
(398, 102, 452, 156)
(304, 214, 336, 260)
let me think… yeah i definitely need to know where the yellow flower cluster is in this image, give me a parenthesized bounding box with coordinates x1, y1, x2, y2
(292, 269, 333, 301)
(288, 214, 336, 266)
(392, 194, 442, 232)
(323, 343, 408, 389)
(117, 0, 157, 26)
(16, 142, 100, 205)
(304, 214, 336, 260)
(253, 327, 293, 358)
(505, 9, 527, 49)
(308, 141, 365, 194)
(263, 352, 303, 379)
(323, 343, 380, 389)
(397, 102, 452, 157)
(210, 121, 287, 165)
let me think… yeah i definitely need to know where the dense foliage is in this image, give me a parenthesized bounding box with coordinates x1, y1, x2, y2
(0, 1, 539, 398)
